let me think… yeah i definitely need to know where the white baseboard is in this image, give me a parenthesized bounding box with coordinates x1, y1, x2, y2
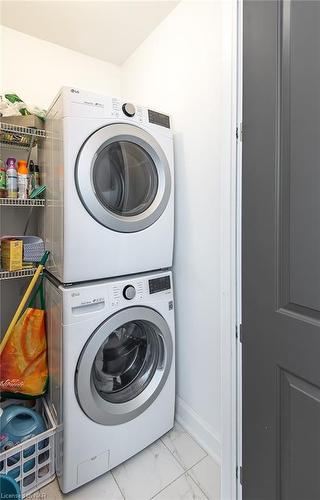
(175, 396, 221, 464)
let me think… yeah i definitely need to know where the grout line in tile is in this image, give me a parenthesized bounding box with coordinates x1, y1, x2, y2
(185, 454, 210, 474)
(186, 474, 210, 500)
(162, 423, 209, 458)
(147, 451, 210, 500)
(160, 430, 208, 472)
(148, 469, 210, 500)
(148, 470, 187, 500)
(186, 455, 214, 500)
(107, 436, 209, 500)
(110, 469, 126, 500)
(178, 427, 209, 459)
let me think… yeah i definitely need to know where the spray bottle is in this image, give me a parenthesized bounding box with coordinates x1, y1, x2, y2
(6, 157, 18, 199)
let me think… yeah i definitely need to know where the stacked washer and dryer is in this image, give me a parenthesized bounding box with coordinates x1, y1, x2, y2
(43, 87, 175, 493)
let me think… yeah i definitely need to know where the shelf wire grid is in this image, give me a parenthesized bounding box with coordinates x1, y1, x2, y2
(0, 122, 46, 138)
(0, 122, 45, 149)
(0, 267, 38, 280)
(0, 198, 45, 207)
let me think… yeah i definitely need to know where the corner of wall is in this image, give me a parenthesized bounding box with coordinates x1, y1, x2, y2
(175, 396, 221, 464)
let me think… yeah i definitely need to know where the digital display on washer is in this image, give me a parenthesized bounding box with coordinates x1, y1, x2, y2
(148, 109, 170, 129)
(149, 275, 171, 294)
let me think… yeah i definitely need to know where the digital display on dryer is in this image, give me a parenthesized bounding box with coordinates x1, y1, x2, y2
(149, 276, 171, 294)
(148, 109, 170, 129)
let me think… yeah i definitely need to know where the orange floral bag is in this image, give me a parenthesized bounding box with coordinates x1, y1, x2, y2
(0, 278, 48, 397)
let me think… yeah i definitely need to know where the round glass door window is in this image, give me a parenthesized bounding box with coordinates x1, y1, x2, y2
(92, 320, 160, 404)
(92, 141, 158, 217)
(75, 124, 171, 233)
(75, 306, 173, 425)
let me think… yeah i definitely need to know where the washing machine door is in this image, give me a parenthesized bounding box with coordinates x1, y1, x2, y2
(75, 123, 171, 233)
(75, 306, 173, 425)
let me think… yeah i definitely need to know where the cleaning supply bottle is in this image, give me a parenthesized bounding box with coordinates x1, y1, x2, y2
(0, 159, 6, 197)
(28, 160, 35, 193)
(34, 164, 40, 189)
(17, 160, 29, 199)
(6, 157, 18, 199)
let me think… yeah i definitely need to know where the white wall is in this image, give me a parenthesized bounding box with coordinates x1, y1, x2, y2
(121, 1, 228, 460)
(0, 26, 121, 109)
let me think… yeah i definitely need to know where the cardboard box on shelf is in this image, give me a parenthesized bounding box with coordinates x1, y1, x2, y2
(1, 238, 23, 271)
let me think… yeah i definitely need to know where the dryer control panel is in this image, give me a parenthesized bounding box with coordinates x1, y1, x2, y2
(111, 97, 171, 129)
(56, 87, 172, 134)
(111, 97, 144, 124)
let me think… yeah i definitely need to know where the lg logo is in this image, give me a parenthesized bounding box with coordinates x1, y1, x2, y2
(70, 88, 79, 94)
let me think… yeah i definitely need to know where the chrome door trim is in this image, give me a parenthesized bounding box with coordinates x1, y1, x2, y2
(75, 123, 171, 233)
(75, 306, 173, 425)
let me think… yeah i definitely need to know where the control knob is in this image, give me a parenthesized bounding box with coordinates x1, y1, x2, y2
(122, 102, 135, 117)
(123, 285, 136, 300)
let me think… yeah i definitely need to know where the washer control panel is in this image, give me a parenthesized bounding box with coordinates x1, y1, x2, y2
(111, 280, 144, 308)
(110, 274, 171, 309)
(123, 284, 136, 300)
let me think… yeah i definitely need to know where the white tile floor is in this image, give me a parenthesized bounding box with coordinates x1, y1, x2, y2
(31, 423, 220, 500)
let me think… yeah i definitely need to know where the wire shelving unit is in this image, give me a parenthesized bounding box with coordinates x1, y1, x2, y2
(0, 267, 39, 281)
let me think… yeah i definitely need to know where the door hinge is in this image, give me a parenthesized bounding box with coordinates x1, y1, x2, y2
(239, 324, 244, 343)
(237, 324, 244, 343)
(236, 466, 243, 485)
(236, 123, 243, 141)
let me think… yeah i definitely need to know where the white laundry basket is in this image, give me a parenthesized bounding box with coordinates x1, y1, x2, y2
(0, 399, 56, 498)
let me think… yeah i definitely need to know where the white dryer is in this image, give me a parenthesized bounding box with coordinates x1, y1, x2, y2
(45, 270, 175, 493)
(43, 87, 174, 283)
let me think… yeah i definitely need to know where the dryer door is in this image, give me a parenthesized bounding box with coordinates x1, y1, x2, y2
(75, 306, 173, 425)
(75, 123, 171, 233)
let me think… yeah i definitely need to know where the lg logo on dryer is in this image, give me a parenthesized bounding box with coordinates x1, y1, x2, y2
(70, 88, 80, 94)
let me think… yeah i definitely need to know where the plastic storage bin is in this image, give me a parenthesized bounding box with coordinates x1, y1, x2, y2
(0, 400, 56, 498)
(20, 236, 45, 262)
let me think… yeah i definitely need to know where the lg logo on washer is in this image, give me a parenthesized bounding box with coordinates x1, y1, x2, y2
(70, 88, 80, 94)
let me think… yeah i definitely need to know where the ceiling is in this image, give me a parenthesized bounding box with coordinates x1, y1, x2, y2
(1, 1, 179, 65)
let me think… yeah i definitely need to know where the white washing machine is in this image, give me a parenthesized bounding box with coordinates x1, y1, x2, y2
(43, 87, 174, 284)
(45, 270, 175, 493)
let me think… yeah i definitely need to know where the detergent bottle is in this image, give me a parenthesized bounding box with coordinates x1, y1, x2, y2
(17, 160, 29, 199)
(0, 405, 46, 477)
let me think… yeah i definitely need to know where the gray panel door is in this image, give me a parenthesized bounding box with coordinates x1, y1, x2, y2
(243, 1, 320, 499)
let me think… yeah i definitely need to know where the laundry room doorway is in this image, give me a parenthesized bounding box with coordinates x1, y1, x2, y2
(1, 1, 239, 499)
